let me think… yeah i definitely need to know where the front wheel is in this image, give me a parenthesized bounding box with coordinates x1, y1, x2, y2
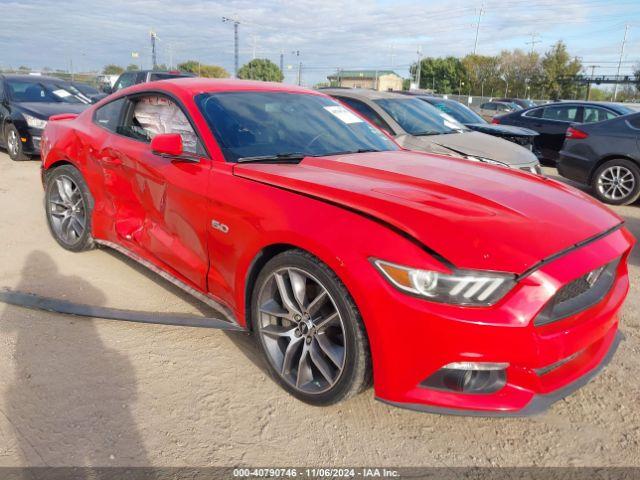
(44, 165, 95, 251)
(252, 250, 371, 406)
(592, 159, 640, 206)
(5, 124, 29, 161)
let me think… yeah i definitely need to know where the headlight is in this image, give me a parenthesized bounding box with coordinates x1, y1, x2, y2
(372, 259, 516, 306)
(23, 114, 47, 129)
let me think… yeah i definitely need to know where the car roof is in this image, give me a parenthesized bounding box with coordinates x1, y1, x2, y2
(319, 88, 410, 100)
(1, 74, 67, 83)
(109, 77, 322, 98)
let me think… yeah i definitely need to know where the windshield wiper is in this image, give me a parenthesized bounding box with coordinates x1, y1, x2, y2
(322, 148, 382, 156)
(413, 131, 441, 136)
(237, 153, 307, 163)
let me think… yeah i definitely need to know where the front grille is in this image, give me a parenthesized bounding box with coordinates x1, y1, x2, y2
(555, 275, 593, 304)
(534, 259, 619, 327)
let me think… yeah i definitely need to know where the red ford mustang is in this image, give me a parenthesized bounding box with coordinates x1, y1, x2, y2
(40, 78, 634, 415)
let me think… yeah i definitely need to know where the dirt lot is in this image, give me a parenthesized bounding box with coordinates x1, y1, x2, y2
(0, 152, 638, 468)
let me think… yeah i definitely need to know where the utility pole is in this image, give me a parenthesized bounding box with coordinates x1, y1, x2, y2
(473, 2, 484, 55)
(150, 30, 158, 69)
(415, 45, 422, 89)
(525, 33, 541, 55)
(279, 50, 284, 77)
(613, 24, 629, 101)
(222, 16, 241, 77)
(586, 65, 599, 100)
(292, 50, 301, 86)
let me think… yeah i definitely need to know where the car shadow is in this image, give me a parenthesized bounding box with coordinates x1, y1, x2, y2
(0, 251, 148, 471)
(100, 247, 271, 374)
(101, 247, 216, 317)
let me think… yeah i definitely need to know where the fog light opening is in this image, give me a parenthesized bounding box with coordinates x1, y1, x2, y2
(421, 362, 508, 394)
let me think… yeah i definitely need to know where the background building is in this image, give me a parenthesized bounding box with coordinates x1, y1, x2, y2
(327, 70, 403, 91)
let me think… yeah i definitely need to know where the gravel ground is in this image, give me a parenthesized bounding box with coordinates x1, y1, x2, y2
(0, 153, 638, 468)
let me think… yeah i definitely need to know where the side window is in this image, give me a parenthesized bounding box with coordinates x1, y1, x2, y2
(119, 94, 199, 153)
(113, 72, 136, 91)
(484, 103, 497, 111)
(497, 103, 509, 111)
(525, 108, 543, 118)
(93, 98, 126, 132)
(336, 97, 393, 134)
(542, 105, 578, 122)
(583, 107, 616, 123)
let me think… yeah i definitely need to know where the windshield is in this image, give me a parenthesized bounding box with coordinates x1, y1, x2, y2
(6, 79, 90, 104)
(195, 92, 398, 162)
(426, 99, 485, 124)
(374, 98, 467, 136)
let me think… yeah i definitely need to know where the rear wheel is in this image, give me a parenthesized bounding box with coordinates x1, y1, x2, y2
(252, 250, 371, 406)
(44, 165, 95, 251)
(5, 125, 29, 161)
(592, 159, 640, 206)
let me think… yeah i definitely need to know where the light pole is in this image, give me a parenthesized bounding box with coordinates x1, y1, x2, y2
(222, 16, 241, 77)
(292, 50, 301, 86)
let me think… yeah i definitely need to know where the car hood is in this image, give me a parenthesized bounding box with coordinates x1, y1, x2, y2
(16, 102, 90, 119)
(396, 131, 538, 166)
(234, 150, 621, 274)
(465, 123, 538, 138)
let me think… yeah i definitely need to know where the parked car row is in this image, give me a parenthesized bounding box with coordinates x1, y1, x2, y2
(494, 101, 634, 163)
(321, 88, 542, 174)
(36, 78, 634, 415)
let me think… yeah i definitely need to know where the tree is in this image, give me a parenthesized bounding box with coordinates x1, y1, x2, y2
(238, 59, 284, 82)
(126, 64, 140, 71)
(177, 60, 229, 78)
(634, 63, 640, 94)
(411, 56, 465, 93)
(103, 64, 125, 75)
(461, 54, 500, 96)
(541, 41, 582, 100)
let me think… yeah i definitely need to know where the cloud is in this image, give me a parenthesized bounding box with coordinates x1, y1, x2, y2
(0, 0, 637, 84)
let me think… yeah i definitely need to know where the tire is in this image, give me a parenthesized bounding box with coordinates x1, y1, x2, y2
(591, 159, 640, 206)
(4, 124, 30, 161)
(251, 249, 371, 406)
(44, 165, 96, 252)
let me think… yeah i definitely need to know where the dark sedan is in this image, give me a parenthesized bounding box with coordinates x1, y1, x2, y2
(0, 75, 91, 160)
(558, 112, 640, 206)
(404, 94, 538, 149)
(494, 101, 634, 164)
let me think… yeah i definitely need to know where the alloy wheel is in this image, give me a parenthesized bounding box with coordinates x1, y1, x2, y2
(597, 165, 636, 201)
(48, 175, 87, 245)
(7, 129, 19, 157)
(257, 267, 346, 394)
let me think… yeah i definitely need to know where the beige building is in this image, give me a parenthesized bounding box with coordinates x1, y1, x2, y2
(327, 70, 403, 91)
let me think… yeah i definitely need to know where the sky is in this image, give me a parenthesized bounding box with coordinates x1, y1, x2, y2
(0, 0, 639, 86)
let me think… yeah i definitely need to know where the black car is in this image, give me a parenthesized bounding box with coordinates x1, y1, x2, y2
(404, 94, 538, 149)
(494, 97, 537, 109)
(70, 82, 108, 103)
(494, 101, 634, 163)
(558, 112, 640, 206)
(108, 70, 195, 93)
(0, 74, 91, 160)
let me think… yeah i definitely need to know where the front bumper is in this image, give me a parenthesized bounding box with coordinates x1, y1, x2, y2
(20, 127, 43, 155)
(365, 227, 634, 416)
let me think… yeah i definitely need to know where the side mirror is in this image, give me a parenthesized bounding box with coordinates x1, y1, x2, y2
(151, 133, 183, 157)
